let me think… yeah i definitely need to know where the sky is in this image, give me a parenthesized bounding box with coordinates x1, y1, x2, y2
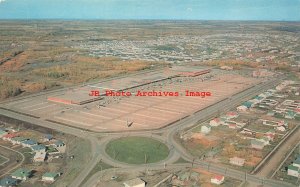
(0, 0, 299, 21)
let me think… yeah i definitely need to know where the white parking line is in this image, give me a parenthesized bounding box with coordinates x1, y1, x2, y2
(81, 111, 112, 119)
(54, 116, 104, 128)
(133, 113, 166, 121)
(22, 102, 48, 109)
(152, 107, 181, 114)
(88, 85, 115, 90)
(11, 98, 33, 105)
(29, 104, 57, 111)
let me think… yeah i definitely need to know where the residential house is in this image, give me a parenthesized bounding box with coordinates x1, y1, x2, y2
(211, 175, 224, 185)
(31, 145, 46, 152)
(230, 157, 245, 166)
(226, 111, 239, 119)
(288, 165, 300, 177)
(0, 177, 18, 187)
(21, 139, 37, 148)
(264, 131, 275, 141)
(286, 155, 300, 177)
(209, 118, 222, 127)
(43, 134, 53, 142)
(260, 137, 270, 146)
(33, 151, 46, 162)
(201, 124, 211, 134)
(285, 110, 296, 119)
(237, 105, 248, 112)
(0, 130, 8, 138)
(123, 178, 145, 187)
(42, 172, 60, 183)
(293, 157, 300, 168)
(276, 126, 286, 132)
(242, 101, 254, 108)
(11, 168, 32, 181)
(228, 123, 237, 129)
(251, 139, 265, 150)
(53, 140, 66, 153)
(11, 137, 28, 145)
(2, 134, 17, 141)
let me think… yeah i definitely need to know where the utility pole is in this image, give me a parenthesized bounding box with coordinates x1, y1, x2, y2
(191, 158, 195, 168)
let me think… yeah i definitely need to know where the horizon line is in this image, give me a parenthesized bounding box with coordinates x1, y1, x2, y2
(0, 18, 299, 22)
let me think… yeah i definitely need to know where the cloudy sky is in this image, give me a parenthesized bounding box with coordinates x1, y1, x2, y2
(0, 0, 299, 20)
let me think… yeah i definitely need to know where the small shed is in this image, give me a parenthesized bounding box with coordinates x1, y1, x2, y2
(201, 124, 211, 134)
(42, 172, 60, 182)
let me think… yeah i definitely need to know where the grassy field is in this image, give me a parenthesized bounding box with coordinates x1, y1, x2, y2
(55, 137, 91, 187)
(105, 136, 169, 164)
(80, 161, 113, 186)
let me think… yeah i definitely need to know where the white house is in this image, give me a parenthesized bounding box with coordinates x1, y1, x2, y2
(209, 118, 222, 126)
(226, 111, 239, 119)
(42, 172, 60, 183)
(288, 165, 300, 177)
(230, 157, 245, 166)
(211, 175, 224, 185)
(33, 151, 46, 162)
(276, 126, 286, 132)
(237, 105, 248, 112)
(123, 178, 145, 187)
(201, 125, 211, 134)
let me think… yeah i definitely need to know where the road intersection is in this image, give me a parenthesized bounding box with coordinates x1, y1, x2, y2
(0, 76, 297, 187)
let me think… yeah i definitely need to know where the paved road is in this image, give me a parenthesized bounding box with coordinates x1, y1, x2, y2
(84, 77, 294, 187)
(0, 108, 101, 187)
(0, 145, 25, 178)
(256, 126, 300, 178)
(1, 75, 295, 187)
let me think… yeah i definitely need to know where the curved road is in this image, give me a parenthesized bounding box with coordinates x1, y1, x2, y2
(0, 76, 295, 187)
(0, 145, 25, 178)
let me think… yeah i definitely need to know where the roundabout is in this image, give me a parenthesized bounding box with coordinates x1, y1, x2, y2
(105, 136, 169, 164)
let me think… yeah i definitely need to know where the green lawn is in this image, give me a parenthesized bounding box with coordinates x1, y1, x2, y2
(80, 161, 113, 186)
(105, 136, 169, 164)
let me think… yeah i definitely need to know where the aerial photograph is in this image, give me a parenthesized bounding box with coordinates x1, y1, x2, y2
(0, 0, 299, 187)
